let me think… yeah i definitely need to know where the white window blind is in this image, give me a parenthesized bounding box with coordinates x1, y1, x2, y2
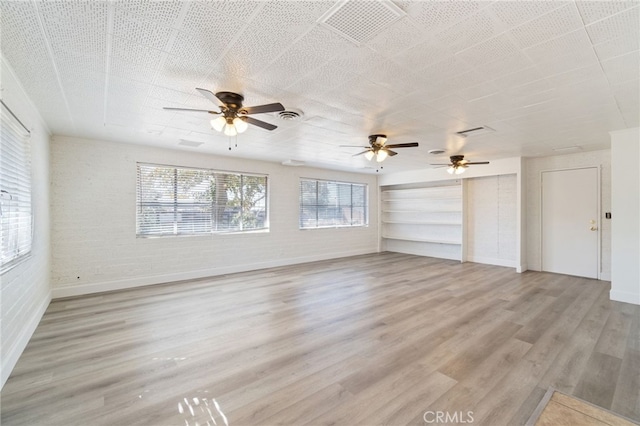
(1, 101, 32, 272)
(136, 163, 267, 236)
(300, 179, 367, 229)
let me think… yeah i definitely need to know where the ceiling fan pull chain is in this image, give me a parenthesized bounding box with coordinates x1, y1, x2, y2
(227, 134, 239, 150)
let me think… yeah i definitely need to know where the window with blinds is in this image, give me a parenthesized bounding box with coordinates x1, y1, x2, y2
(136, 163, 268, 236)
(299, 179, 367, 229)
(1, 101, 32, 273)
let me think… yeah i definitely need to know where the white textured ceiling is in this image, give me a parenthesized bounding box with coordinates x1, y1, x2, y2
(1, 0, 638, 174)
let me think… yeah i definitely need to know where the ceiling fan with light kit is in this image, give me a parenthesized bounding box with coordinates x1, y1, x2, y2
(164, 88, 285, 148)
(431, 155, 489, 174)
(342, 134, 419, 163)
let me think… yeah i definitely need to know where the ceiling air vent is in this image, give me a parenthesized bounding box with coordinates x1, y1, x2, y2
(318, 0, 405, 45)
(455, 126, 495, 138)
(277, 109, 304, 121)
(428, 149, 446, 155)
(282, 159, 306, 166)
(178, 139, 204, 148)
(553, 146, 582, 152)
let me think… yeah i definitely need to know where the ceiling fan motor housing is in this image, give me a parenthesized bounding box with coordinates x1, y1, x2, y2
(369, 134, 387, 147)
(215, 91, 244, 111)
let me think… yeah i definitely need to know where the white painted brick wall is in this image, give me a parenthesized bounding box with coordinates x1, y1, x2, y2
(526, 150, 611, 278)
(1, 59, 51, 388)
(50, 136, 379, 296)
(466, 174, 517, 266)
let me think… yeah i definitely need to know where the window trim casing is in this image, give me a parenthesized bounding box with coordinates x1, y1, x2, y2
(299, 177, 368, 230)
(136, 162, 269, 237)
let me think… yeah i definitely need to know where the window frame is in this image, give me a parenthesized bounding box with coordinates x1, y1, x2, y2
(299, 178, 368, 230)
(0, 100, 33, 274)
(136, 162, 269, 237)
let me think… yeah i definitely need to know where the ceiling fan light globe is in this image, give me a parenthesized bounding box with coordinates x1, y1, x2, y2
(454, 166, 465, 174)
(365, 151, 375, 161)
(224, 124, 238, 136)
(447, 166, 455, 174)
(376, 150, 388, 162)
(233, 117, 248, 133)
(211, 116, 226, 132)
(377, 136, 387, 145)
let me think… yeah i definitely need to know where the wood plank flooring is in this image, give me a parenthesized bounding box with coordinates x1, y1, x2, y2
(1, 252, 639, 426)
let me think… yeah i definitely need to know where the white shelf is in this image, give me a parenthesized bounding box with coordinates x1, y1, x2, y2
(382, 187, 461, 195)
(383, 188, 446, 193)
(382, 234, 461, 245)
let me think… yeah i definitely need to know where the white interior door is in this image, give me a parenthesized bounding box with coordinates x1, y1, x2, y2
(541, 167, 599, 279)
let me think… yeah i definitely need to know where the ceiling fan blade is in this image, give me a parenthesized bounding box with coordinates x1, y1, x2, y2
(352, 150, 370, 157)
(466, 161, 490, 165)
(242, 103, 285, 115)
(163, 107, 218, 113)
(240, 116, 277, 131)
(385, 142, 419, 149)
(195, 88, 220, 105)
(386, 150, 398, 156)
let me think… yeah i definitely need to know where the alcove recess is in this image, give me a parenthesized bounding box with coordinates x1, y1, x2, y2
(381, 180, 464, 261)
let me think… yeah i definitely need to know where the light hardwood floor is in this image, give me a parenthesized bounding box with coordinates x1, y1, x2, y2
(1, 253, 639, 426)
(528, 389, 637, 426)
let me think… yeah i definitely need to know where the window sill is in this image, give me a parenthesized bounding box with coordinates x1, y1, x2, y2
(299, 225, 369, 230)
(136, 229, 270, 238)
(1, 252, 33, 275)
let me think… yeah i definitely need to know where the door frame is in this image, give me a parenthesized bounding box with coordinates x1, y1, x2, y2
(539, 165, 601, 280)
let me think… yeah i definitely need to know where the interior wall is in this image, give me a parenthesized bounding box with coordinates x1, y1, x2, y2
(466, 174, 517, 267)
(610, 128, 640, 305)
(0, 58, 52, 387)
(525, 149, 611, 279)
(50, 136, 379, 298)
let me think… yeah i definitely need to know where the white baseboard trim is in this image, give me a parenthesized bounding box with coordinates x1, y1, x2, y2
(517, 263, 528, 273)
(466, 255, 517, 269)
(599, 271, 611, 281)
(52, 249, 376, 299)
(1, 290, 51, 389)
(610, 289, 640, 306)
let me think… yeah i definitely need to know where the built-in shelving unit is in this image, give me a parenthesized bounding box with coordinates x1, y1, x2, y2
(381, 181, 464, 261)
